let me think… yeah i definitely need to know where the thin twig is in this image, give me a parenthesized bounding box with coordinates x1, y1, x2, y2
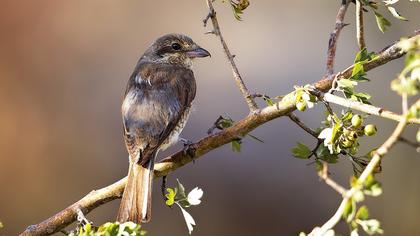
(356, 0, 366, 49)
(288, 113, 319, 138)
(322, 93, 420, 124)
(20, 30, 418, 236)
(203, 0, 259, 112)
(318, 162, 347, 195)
(325, 0, 351, 77)
(316, 34, 420, 92)
(310, 99, 419, 236)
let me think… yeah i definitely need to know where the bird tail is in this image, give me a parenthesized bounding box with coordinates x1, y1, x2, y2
(117, 158, 154, 223)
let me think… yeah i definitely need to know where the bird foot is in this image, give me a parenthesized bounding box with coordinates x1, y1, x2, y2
(179, 138, 196, 161)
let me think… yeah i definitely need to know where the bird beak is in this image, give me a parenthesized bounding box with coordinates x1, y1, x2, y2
(186, 46, 211, 58)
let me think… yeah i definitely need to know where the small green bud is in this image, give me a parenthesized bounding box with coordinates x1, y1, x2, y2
(364, 124, 377, 136)
(296, 101, 307, 111)
(341, 139, 353, 148)
(347, 131, 358, 141)
(343, 128, 351, 136)
(351, 115, 363, 128)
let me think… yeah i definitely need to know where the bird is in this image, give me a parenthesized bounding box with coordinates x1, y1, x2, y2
(117, 33, 210, 224)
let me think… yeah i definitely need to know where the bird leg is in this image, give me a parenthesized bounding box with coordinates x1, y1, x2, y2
(161, 175, 170, 206)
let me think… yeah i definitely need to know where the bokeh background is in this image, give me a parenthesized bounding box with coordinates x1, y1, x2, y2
(0, 1, 419, 235)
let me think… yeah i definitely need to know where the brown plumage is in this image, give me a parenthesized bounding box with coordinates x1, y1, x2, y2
(117, 34, 210, 223)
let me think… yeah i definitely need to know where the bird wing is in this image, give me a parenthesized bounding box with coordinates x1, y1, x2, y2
(122, 63, 196, 165)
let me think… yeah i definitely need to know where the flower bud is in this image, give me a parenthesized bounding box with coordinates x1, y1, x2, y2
(364, 124, 377, 136)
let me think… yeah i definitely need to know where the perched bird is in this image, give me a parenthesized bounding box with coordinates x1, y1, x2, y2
(117, 34, 210, 223)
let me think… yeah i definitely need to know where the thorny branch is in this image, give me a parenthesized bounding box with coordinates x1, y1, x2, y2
(325, 0, 351, 78)
(310, 99, 419, 236)
(356, 0, 366, 49)
(317, 34, 420, 93)
(20, 32, 419, 236)
(203, 0, 259, 112)
(288, 113, 319, 138)
(318, 162, 347, 196)
(321, 93, 420, 124)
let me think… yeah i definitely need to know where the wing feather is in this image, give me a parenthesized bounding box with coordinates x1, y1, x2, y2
(122, 63, 196, 165)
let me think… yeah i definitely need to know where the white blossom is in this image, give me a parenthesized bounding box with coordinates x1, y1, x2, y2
(187, 187, 204, 206)
(177, 203, 196, 234)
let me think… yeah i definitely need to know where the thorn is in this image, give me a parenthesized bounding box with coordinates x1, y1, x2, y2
(203, 10, 216, 27)
(341, 23, 350, 28)
(180, 138, 196, 158)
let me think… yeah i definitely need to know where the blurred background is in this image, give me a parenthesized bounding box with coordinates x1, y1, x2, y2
(0, 1, 419, 235)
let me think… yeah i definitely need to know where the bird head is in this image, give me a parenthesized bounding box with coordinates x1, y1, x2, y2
(142, 34, 211, 68)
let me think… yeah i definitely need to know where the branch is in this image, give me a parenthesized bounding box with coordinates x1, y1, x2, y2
(322, 93, 420, 124)
(310, 99, 419, 236)
(325, 0, 351, 77)
(318, 162, 347, 195)
(21, 178, 126, 236)
(316, 34, 420, 92)
(356, 0, 366, 49)
(21, 30, 419, 236)
(203, 0, 259, 112)
(288, 113, 319, 138)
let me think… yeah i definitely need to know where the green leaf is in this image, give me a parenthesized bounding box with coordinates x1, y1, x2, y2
(70, 222, 146, 236)
(291, 142, 312, 159)
(341, 111, 353, 122)
(231, 4, 244, 21)
(354, 48, 368, 63)
(338, 79, 357, 90)
(231, 139, 242, 152)
(229, 0, 250, 21)
(352, 63, 364, 77)
(351, 92, 372, 104)
(316, 143, 339, 163)
(343, 198, 356, 222)
(315, 160, 323, 172)
(263, 96, 274, 106)
(387, 6, 407, 21)
(374, 11, 391, 33)
(165, 188, 177, 206)
(350, 63, 369, 82)
(176, 179, 187, 199)
(356, 206, 370, 220)
(363, 175, 383, 197)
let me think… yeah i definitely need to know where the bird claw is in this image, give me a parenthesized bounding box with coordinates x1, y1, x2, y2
(179, 138, 196, 161)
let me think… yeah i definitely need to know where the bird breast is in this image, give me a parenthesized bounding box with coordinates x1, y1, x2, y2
(159, 107, 191, 151)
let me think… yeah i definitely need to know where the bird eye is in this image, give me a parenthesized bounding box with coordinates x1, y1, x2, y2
(171, 43, 182, 51)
